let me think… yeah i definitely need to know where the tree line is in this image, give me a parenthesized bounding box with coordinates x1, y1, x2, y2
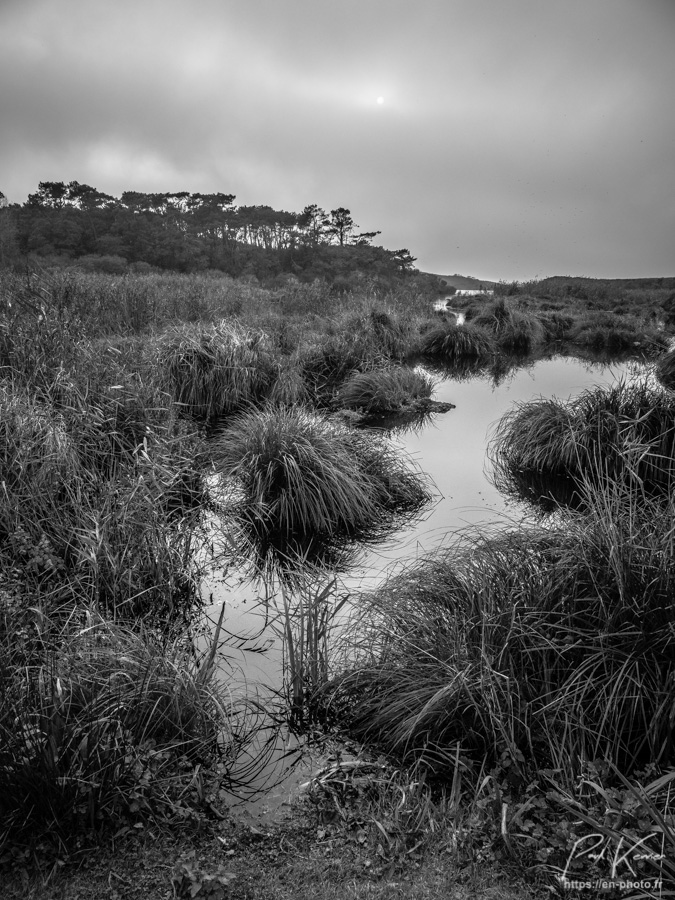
(0, 183, 417, 284)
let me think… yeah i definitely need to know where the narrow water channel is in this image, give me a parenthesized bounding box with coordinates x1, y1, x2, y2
(202, 353, 643, 817)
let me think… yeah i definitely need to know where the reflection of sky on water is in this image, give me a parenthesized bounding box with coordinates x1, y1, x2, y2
(346, 355, 639, 589)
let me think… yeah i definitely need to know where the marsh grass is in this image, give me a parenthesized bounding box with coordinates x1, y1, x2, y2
(568, 312, 668, 356)
(470, 298, 546, 355)
(157, 322, 277, 422)
(323, 464, 675, 782)
(419, 322, 496, 363)
(0, 605, 245, 847)
(335, 367, 435, 414)
(490, 378, 675, 508)
(656, 346, 675, 391)
(0, 378, 208, 620)
(298, 334, 387, 407)
(210, 405, 432, 580)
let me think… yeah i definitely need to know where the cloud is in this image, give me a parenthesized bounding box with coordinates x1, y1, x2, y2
(1, 0, 673, 279)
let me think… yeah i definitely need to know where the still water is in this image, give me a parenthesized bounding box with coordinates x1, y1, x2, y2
(202, 353, 641, 816)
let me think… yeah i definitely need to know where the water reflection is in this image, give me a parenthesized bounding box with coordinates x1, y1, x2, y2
(204, 353, 643, 814)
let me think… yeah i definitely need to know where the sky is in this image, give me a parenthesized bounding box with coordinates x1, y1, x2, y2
(1, 0, 673, 282)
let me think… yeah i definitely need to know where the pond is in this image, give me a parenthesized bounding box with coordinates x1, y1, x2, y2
(201, 352, 643, 818)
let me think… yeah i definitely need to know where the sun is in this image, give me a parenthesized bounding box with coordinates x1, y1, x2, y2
(376, 96, 384, 105)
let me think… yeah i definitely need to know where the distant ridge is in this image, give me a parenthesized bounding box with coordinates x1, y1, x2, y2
(423, 272, 499, 291)
(538, 275, 675, 290)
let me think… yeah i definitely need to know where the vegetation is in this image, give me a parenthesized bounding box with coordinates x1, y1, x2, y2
(335, 366, 435, 415)
(418, 321, 496, 363)
(2, 253, 675, 894)
(468, 296, 545, 354)
(0, 605, 243, 846)
(157, 321, 277, 422)
(210, 405, 432, 580)
(489, 377, 675, 509)
(0, 181, 418, 284)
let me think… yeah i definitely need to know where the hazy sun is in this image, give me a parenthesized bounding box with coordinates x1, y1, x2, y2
(376, 96, 384, 105)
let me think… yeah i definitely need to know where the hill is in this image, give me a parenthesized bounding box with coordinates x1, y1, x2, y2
(423, 272, 500, 292)
(538, 275, 675, 291)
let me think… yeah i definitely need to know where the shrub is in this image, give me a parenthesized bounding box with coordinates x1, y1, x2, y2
(335, 367, 434, 414)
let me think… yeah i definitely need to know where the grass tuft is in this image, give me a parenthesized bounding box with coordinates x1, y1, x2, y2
(335, 367, 435, 415)
(419, 322, 495, 363)
(210, 405, 432, 579)
(489, 377, 675, 508)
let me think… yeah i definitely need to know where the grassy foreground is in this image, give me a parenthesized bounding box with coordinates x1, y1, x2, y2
(2, 265, 675, 897)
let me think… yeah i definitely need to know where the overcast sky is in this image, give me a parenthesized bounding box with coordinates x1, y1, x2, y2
(1, 0, 673, 282)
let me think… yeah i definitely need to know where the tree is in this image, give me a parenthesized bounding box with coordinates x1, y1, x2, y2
(325, 208, 356, 247)
(392, 248, 417, 274)
(26, 182, 70, 208)
(298, 204, 328, 247)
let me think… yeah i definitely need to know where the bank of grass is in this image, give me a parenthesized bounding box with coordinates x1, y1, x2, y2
(489, 377, 675, 508)
(0, 300, 253, 856)
(567, 311, 668, 355)
(325, 481, 675, 776)
(319, 468, 675, 888)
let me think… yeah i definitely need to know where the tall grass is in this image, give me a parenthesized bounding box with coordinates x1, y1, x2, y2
(0, 377, 208, 621)
(418, 322, 496, 363)
(568, 311, 668, 356)
(470, 298, 546, 354)
(324, 469, 675, 780)
(489, 378, 675, 509)
(157, 321, 277, 422)
(0, 606, 243, 846)
(210, 405, 432, 580)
